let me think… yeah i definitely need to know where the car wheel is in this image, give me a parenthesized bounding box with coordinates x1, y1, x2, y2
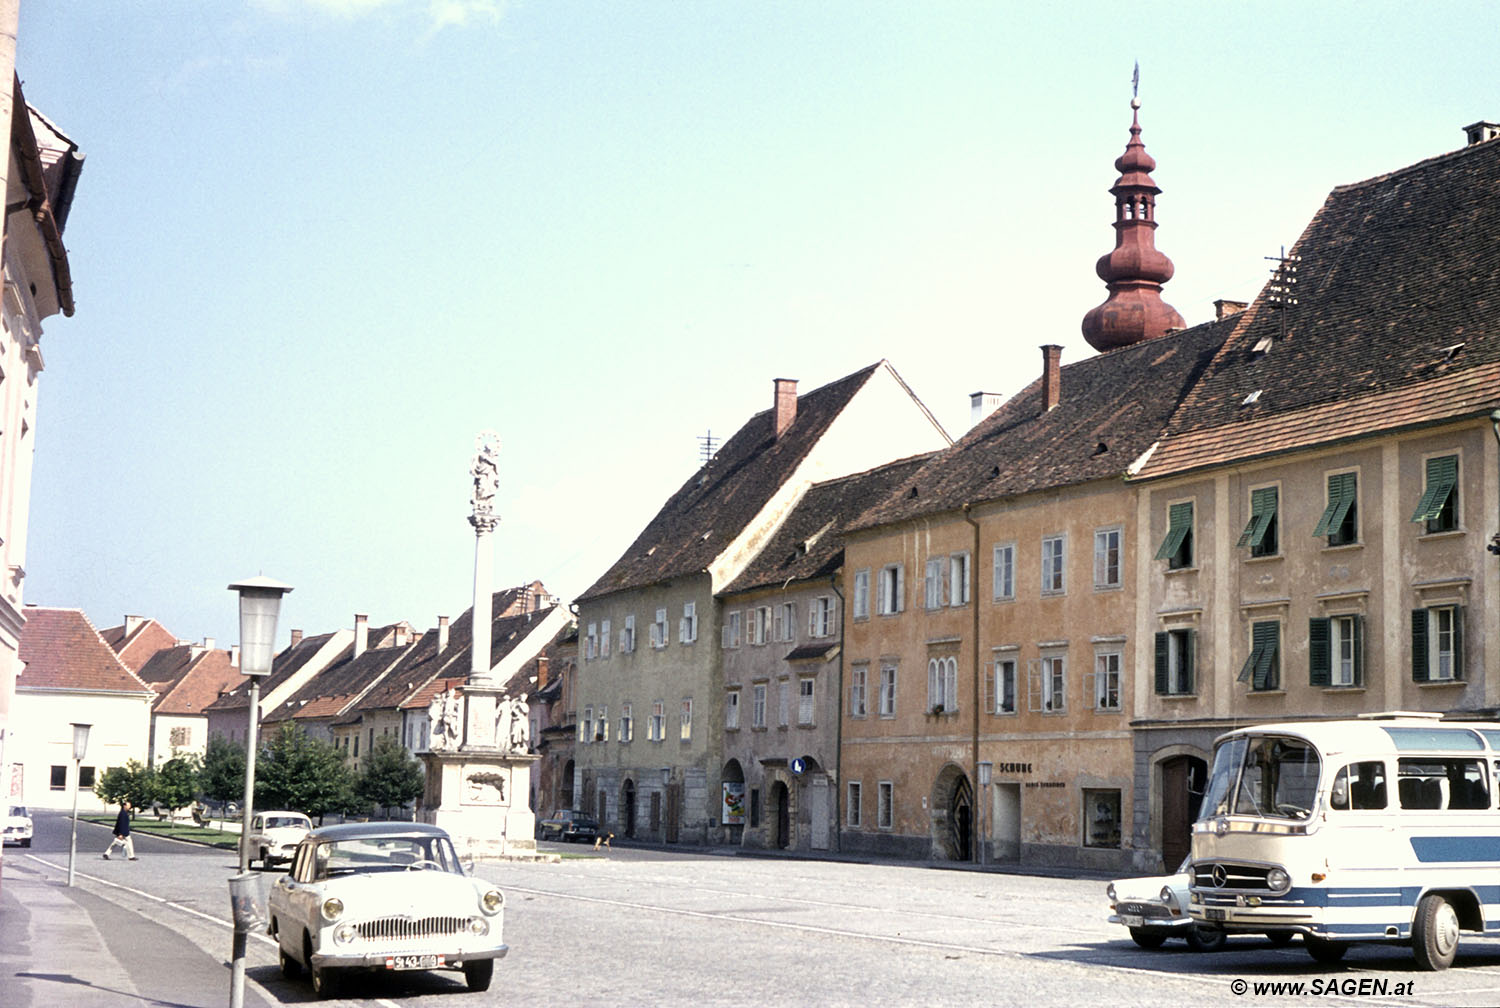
(258, 847, 270, 870)
(1128, 928, 1168, 949)
(463, 959, 494, 992)
(1304, 935, 1348, 964)
(278, 942, 301, 979)
(1413, 892, 1460, 971)
(1186, 925, 1226, 953)
(1265, 930, 1296, 947)
(20, 838, 29, 848)
(306, 936, 338, 998)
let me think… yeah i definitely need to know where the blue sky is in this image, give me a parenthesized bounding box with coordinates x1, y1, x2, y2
(17, 1, 1500, 648)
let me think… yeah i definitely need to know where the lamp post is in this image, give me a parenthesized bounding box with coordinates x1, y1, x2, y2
(977, 761, 993, 868)
(228, 576, 291, 1008)
(66, 722, 91, 887)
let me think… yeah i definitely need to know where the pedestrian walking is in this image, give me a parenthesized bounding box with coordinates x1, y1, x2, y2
(102, 798, 138, 860)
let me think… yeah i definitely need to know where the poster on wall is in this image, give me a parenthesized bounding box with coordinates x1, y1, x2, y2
(722, 781, 746, 825)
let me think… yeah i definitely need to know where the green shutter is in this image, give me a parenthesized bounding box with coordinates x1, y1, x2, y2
(1352, 615, 1365, 687)
(1251, 622, 1279, 691)
(1184, 629, 1196, 694)
(1313, 473, 1356, 538)
(1412, 608, 1429, 682)
(1410, 455, 1457, 523)
(1154, 632, 1170, 694)
(1154, 502, 1193, 561)
(1237, 487, 1278, 550)
(1309, 618, 1331, 687)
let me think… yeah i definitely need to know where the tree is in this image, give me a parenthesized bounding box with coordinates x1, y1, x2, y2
(94, 760, 157, 808)
(355, 736, 424, 817)
(255, 723, 354, 819)
(155, 753, 202, 816)
(201, 733, 246, 820)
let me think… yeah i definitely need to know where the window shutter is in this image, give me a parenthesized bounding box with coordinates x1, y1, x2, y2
(945, 659, 957, 711)
(1184, 630, 1196, 694)
(1154, 632, 1170, 695)
(1411, 455, 1457, 522)
(1252, 623, 1279, 691)
(894, 565, 904, 612)
(1309, 617, 1331, 687)
(983, 662, 996, 714)
(1352, 615, 1365, 687)
(1411, 608, 1429, 682)
(1455, 606, 1466, 680)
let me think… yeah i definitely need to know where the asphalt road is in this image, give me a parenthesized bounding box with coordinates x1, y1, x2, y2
(8, 809, 1500, 1006)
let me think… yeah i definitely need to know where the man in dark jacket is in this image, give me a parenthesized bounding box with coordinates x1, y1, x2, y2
(102, 798, 137, 860)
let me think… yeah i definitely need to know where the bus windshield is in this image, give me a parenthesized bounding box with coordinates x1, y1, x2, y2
(1200, 734, 1321, 821)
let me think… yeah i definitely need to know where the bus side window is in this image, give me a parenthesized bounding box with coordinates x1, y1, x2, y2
(1446, 760, 1489, 810)
(1348, 761, 1386, 809)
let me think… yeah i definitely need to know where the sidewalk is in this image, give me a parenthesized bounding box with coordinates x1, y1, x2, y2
(0, 855, 276, 1008)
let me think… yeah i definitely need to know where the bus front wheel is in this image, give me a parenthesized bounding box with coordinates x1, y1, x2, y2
(1304, 935, 1348, 964)
(1413, 893, 1460, 971)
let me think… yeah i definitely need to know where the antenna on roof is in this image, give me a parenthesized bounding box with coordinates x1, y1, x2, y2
(698, 429, 720, 465)
(1264, 245, 1301, 344)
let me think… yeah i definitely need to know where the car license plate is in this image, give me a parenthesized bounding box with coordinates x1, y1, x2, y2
(386, 955, 442, 970)
(1121, 914, 1144, 928)
(1204, 908, 1226, 921)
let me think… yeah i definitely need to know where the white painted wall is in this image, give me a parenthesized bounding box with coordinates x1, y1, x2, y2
(9, 689, 152, 810)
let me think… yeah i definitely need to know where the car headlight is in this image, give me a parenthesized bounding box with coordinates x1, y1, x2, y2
(321, 897, 345, 922)
(468, 916, 490, 936)
(482, 889, 504, 914)
(1106, 883, 1117, 901)
(333, 923, 359, 945)
(1266, 868, 1291, 894)
(1159, 886, 1178, 911)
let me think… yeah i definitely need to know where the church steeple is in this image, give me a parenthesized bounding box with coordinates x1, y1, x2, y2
(1081, 90, 1185, 352)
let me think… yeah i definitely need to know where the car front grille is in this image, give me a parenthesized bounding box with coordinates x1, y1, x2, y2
(354, 915, 474, 942)
(1115, 901, 1173, 919)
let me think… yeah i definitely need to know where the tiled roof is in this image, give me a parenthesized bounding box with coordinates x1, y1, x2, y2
(578, 363, 884, 601)
(262, 642, 409, 725)
(204, 630, 339, 712)
(722, 454, 934, 595)
(144, 647, 241, 716)
(1146, 134, 1500, 470)
(17, 608, 155, 694)
(100, 618, 178, 673)
(849, 322, 1231, 530)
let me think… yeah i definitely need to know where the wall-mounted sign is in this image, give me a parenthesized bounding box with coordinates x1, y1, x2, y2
(722, 782, 746, 825)
(790, 757, 806, 775)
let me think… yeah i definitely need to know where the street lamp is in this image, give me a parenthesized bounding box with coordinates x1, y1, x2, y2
(66, 722, 91, 886)
(977, 761, 993, 867)
(228, 576, 291, 1008)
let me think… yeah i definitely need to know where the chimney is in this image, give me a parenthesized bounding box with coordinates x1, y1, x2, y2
(230, 645, 239, 667)
(1463, 121, 1500, 146)
(354, 614, 369, 659)
(969, 391, 1003, 429)
(536, 654, 550, 688)
(203, 636, 216, 651)
(1214, 298, 1248, 320)
(289, 629, 303, 648)
(123, 615, 144, 635)
(1041, 345, 1062, 411)
(773, 378, 798, 438)
(395, 625, 409, 648)
(438, 615, 450, 653)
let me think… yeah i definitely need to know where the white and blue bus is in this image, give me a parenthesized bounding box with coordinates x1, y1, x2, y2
(1189, 712, 1500, 970)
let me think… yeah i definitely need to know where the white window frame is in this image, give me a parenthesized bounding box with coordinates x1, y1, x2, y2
(620, 703, 633, 742)
(877, 564, 905, 615)
(651, 609, 668, 649)
(797, 677, 815, 725)
(722, 610, 741, 649)
(596, 705, 609, 742)
(849, 664, 868, 718)
(600, 619, 611, 658)
(809, 596, 835, 638)
(1332, 615, 1358, 687)
(649, 701, 665, 742)
(877, 781, 894, 830)
(1031, 655, 1066, 713)
(852, 569, 871, 620)
(1093, 527, 1122, 590)
(584, 622, 598, 661)
(924, 557, 944, 610)
(775, 601, 796, 642)
(750, 606, 770, 646)
(1091, 650, 1122, 712)
(752, 683, 767, 729)
(621, 614, 636, 653)
(679, 602, 697, 644)
(927, 655, 958, 713)
(1041, 535, 1066, 595)
(777, 677, 790, 728)
(879, 663, 898, 718)
(994, 655, 1018, 715)
(992, 543, 1016, 601)
(725, 690, 740, 730)
(581, 706, 593, 743)
(847, 781, 862, 827)
(680, 698, 693, 742)
(949, 552, 970, 606)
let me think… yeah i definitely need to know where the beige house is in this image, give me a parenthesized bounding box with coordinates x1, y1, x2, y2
(1128, 121, 1500, 870)
(575, 364, 950, 845)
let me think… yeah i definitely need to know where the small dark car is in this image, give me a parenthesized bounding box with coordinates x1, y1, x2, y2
(538, 809, 599, 842)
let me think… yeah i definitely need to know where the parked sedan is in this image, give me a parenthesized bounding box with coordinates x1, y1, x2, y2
(3, 804, 31, 847)
(267, 822, 507, 998)
(1107, 861, 1225, 952)
(538, 809, 599, 842)
(246, 810, 313, 868)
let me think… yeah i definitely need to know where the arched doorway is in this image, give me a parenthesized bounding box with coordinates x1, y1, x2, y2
(622, 779, 637, 838)
(561, 760, 575, 810)
(931, 764, 973, 861)
(771, 780, 790, 849)
(1160, 754, 1207, 868)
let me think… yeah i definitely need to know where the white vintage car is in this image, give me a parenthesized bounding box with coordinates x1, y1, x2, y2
(267, 821, 507, 998)
(1107, 860, 1226, 952)
(246, 810, 312, 868)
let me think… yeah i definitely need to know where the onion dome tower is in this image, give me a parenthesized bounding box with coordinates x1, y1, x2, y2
(1080, 93, 1185, 352)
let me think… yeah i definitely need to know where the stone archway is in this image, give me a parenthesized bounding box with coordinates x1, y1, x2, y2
(771, 780, 791, 849)
(931, 763, 973, 862)
(622, 779, 637, 838)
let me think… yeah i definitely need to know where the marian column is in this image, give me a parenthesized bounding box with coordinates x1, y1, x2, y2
(468, 433, 500, 689)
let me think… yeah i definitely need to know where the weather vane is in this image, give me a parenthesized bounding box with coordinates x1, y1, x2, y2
(1132, 61, 1140, 99)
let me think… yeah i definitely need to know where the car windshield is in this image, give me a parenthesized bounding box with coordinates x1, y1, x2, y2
(1200, 734, 1320, 821)
(7, 806, 26, 817)
(266, 816, 308, 829)
(312, 834, 463, 879)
